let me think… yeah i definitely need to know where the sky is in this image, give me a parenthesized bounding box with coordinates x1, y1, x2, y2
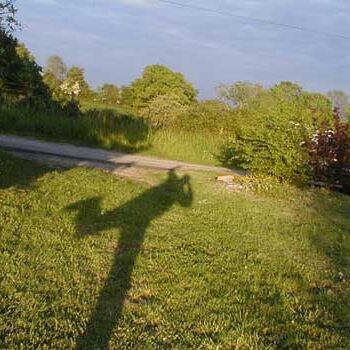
(16, 0, 350, 98)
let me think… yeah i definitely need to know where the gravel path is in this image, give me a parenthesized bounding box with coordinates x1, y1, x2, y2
(0, 134, 243, 176)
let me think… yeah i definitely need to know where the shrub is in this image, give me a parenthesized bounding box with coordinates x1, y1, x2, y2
(60, 99, 81, 117)
(178, 100, 236, 133)
(221, 82, 333, 181)
(96, 84, 120, 106)
(223, 111, 311, 181)
(141, 93, 188, 127)
(307, 109, 350, 193)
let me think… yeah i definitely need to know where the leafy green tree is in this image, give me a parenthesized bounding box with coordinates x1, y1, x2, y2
(42, 56, 68, 100)
(15, 43, 49, 99)
(16, 43, 34, 62)
(0, 1, 20, 98)
(43, 71, 61, 97)
(0, 31, 19, 96)
(62, 66, 91, 99)
(217, 81, 264, 108)
(270, 81, 303, 98)
(119, 85, 133, 107)
(0, 3, 53, 108)
(0, 32, 50, 105)
(97, 84, 120, 105)
(45, 55, 67, 81)
(130, 64, 197, 109)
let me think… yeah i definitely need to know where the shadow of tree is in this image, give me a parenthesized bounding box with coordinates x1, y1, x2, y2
(66, 170, 193, 349)
(82, 108, 151, 153)
(0, 150, 57, 189)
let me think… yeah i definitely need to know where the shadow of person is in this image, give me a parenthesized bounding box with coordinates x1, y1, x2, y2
(66, 170, 193, 349)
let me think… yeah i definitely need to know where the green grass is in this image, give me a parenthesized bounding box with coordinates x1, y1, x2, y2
(142, 129, 225, 165)
(0, 104, 150, 153)
(0, 104, 227, 166)
(1, 151, 350, 349)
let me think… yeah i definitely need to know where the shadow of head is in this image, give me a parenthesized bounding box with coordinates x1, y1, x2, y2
(66, 169, 193, 238)
(166, 168, 193, 208)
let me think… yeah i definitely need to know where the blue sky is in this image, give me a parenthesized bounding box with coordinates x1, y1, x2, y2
(16, 0, 350, 98)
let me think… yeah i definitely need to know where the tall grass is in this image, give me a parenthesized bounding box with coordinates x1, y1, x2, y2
(0, 104, 150, 152)
(146, 129, 226, 165)
(0, 103, 227, 165)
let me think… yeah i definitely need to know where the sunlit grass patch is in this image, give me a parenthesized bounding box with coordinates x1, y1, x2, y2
(1, 151, 350, 349)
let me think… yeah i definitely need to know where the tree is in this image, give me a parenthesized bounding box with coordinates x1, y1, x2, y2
(97, 84, 120, 105)
(119, 85, 133, 106)
(0, 33, 50, 105)
(43, 72, 61, 97)
(217, 81, 264, 108)
(327, 90, 349, 120)
(61, 66, 91, 99)
(0, 3, 51, 107)
(45, 55, 67, 81)
(0, 0, 19, 33)
(271, 81, 303, 98)
(130, 64, 197, 109)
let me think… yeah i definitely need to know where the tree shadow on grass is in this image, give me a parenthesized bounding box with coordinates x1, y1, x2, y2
(66, 170, 193, 349)
(81, 108, 151, 154)
(0, 150, 57, 189)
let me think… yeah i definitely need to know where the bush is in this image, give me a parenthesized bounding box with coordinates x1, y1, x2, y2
(178, 100, 235, 133)
(223, 111, 311, 181)
(307, 110, 350, 193)
(141, 93, 188, 127)
(221, 83, 333, 181)
(60, 99, 81, 117)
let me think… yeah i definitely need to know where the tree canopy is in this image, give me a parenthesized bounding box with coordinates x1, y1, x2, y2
(0, 31, 50, 105)
(61, 66, 91, 99)
(130, 64, 197, 109)
(217, 81, 264, 108)
(97, 84, 120, 105)
(45, 55, 67, 81)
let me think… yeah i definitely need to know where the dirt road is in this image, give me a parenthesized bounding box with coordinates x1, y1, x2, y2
(0, 134, 243, 178)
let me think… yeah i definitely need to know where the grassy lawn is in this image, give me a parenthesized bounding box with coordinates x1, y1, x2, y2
(1, 151, 350, 349)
